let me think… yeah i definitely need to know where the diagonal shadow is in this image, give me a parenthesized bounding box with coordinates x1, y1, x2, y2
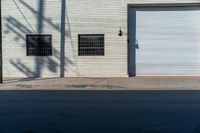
(3, 0, 80, 78)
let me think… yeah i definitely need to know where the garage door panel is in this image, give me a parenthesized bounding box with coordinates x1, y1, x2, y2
(129, 7, 200, 76)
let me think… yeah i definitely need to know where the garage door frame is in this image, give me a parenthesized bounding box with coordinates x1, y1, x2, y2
(128, 3, 200, 77)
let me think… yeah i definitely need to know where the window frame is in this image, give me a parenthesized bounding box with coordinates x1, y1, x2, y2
(78, 34, 105, 56)
(26, 34, 52, 56)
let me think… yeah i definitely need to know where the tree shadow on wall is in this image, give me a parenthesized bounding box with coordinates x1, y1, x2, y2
(4, 0, 79, 78)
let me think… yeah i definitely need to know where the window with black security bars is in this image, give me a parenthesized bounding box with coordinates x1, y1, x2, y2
(26, 35, 52, 56)
(78, 34, 104, 56)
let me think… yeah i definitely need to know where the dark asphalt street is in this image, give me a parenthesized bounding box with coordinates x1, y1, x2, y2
(0, 90, 200, 133)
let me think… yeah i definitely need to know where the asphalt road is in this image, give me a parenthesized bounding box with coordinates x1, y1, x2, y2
(0, 90, 200, 133)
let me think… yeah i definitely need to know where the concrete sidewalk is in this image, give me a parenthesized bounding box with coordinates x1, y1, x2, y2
(0, 77, 200, 90)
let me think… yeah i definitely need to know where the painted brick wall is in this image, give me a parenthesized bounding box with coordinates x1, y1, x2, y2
(2, 0, 200, 78)
(2, 0, 61, 78)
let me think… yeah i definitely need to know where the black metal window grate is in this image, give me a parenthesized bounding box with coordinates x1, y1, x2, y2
(27, 35, 52, 56)
(78, 34, 104, 56)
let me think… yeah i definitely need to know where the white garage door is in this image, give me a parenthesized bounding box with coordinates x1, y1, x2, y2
(129, 7, 200, 76)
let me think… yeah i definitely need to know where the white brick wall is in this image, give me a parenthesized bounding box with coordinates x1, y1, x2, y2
(2, 0, 200, 78)
(2, 0, 61, 78)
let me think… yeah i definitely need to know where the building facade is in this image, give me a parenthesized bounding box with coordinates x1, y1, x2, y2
(2, 0, 200, 78)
